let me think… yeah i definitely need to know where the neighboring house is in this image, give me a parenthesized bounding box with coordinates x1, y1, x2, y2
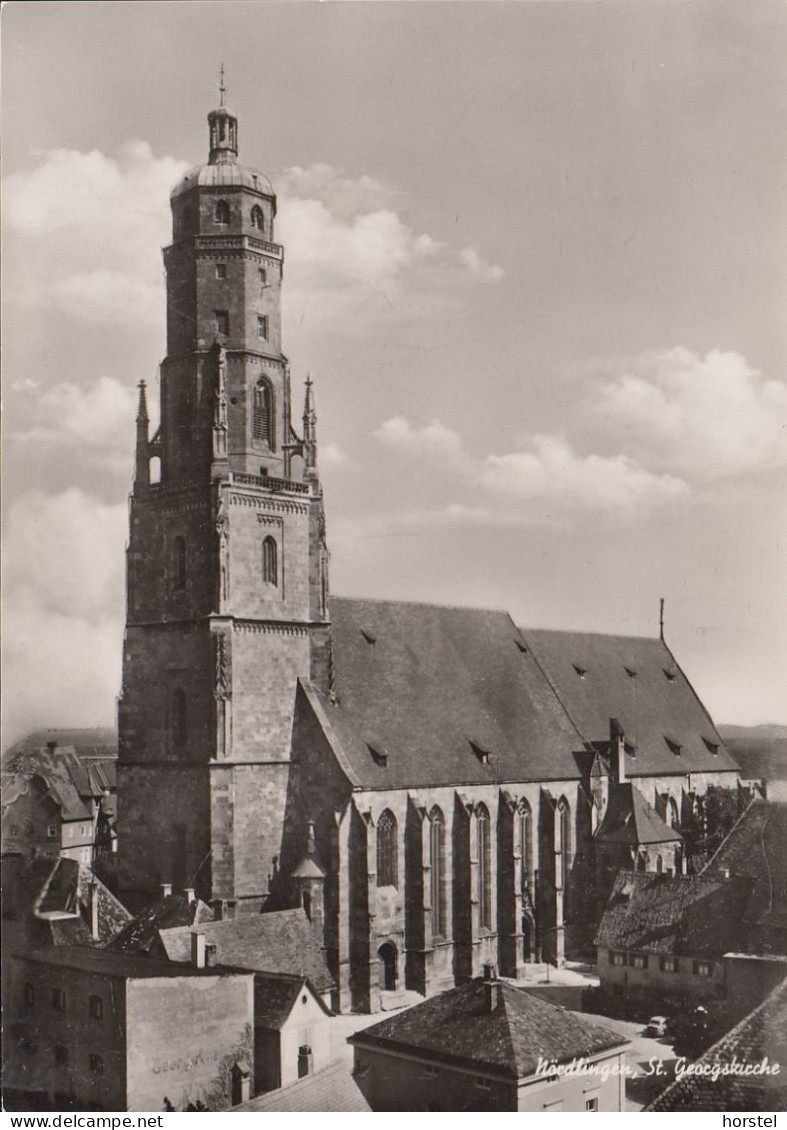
(233, 1060, 370, 1112)
(648, 975, 787, 1112)
(158, 906, 334, 1005)
(108, 884, 214, 958)
(4, 944, 254, 1112)
(594, 870, 751, 1007)
(252, 973, 333, 1093)
(701, 799, 787, 957)
(348, 965, 630, 1112)
(2, 729, 117, 865)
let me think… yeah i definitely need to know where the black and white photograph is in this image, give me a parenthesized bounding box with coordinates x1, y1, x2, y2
(2, 0, 786, 1116)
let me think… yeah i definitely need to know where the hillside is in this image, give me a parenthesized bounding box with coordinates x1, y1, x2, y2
(718, 724, 787, 782)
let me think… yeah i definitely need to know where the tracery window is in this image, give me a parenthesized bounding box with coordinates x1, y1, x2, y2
(377, 809, 398, 887)
(557, 799, 570, 894)
(262, 537, 278, 586)
(519, 803, 532, 891)
(477, 804, 492, 930)
(429, 806, 446, 936)
(253, 379, 273, 446)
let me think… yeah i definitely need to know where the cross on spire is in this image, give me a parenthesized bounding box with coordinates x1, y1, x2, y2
(219, 63, 227, 108)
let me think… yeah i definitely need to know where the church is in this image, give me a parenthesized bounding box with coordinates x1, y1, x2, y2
(117, 92, 742, 1014)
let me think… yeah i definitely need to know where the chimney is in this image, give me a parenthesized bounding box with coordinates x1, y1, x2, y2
(184, 887, 196, 905)
(610, 717, 626, 784)
(721, 866, 731, 879)
(89, 883, 100, 941)
(191, 931, 206, 969)
(483, 963, 501, 1012)
(160, 883, 172, 899)
(46, 740, 58, 754)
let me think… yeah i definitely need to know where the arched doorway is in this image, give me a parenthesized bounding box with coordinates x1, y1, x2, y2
(378, 942, 398, 991)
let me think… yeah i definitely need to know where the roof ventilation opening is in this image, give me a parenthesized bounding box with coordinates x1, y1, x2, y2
(665, 736, 682, 757)
(663, 668, 676, 683)
(572, 664, 587, 679)
(624, 741, 637, 759)
(360, 630, 377, 646)
(469, 740, 491, 766)
(366, 743, 387, 768)
(702, 738, 720, 755)
(515, 640, 528, 654)
(624, 667, 638, 679)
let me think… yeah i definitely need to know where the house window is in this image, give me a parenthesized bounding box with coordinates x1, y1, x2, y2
(52, 987, 66, 1012)
(377, 809, 398, 887)
(216, 263, 227, 280)
(609, 951, 627, 966)
(89, 995, 104, 1020)
(171, 687, 187, 748)
(23, 983, 35, 1012)
(215, 200, 230, 225)
(631, 954, 649, 970)
(425, 1064, 439, 1077)
(215, 309, 229, 337)
(694, 960, 713, 977)
(47, 825, 58, 840)
(257, 315, 268, 340)
(90, 1054, 105, 1076)
(476, 1077, 491, 1091)
(429, 806, 446, 937)
(262, 536, 278, 586)
(477, 804, 492, 930)
(251, 204, 264, 231)
(586, 1097, 599, 1111)
(253, 379, 273, 446)
(55, 1045, 69, 1067)
(660, 957, 679, 973)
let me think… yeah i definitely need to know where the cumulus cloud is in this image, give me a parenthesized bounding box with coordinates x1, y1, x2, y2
(592, 347, 787, 483)
(374, 416, 465, 461)
(321, 442, 348, 469)
(458, 246, 504, 283)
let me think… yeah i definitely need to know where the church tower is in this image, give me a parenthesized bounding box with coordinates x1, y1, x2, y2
(117, 82, 331, 912)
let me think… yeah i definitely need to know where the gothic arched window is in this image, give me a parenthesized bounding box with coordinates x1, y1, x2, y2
(667, 797, 679, 830)
(251, 205, 264, 231)
(377, 809, 398, 887)
(172, 536, 187, 590)
(215, 199, 230, 225)
(519, 803, 532, 891)
(171, 688, 187, 748)
(477, 804, 492, 930)
(262, 537, 278, 586)
(253, 380, 273, 447)
(429, 806, 446, 937)
(557, 798, 570, 894)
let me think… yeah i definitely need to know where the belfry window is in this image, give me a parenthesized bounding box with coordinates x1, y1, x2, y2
(171, 688, 187, 748)
(215, 200, 230, 225)
(215, 310, 229, 337)
(262, 537, 278, 586)
(172, 536, 187, 590)
(253, 380, 273, 446)
(429, 807, 446, 937)
(477, 804, 492, 930)
(377, 809, 398, 887)
(257, 315, 268, 340)
(251, 205, 264, 231)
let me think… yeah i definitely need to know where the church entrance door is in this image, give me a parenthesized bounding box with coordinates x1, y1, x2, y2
(378, 942, 398, 991)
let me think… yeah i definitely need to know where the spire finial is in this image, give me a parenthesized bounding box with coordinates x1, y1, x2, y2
(136, 379, 149, 424)
(219, 63, 227, 108)
(659, 597, 665, 642)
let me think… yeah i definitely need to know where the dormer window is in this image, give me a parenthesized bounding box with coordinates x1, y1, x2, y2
(572, 664, 587, 678)
(215, 200, 230, 225)
(703, 738, 720, 755)
(469, 740, 491, 766)
(515, 640, 527, 653)
(360, 630, 377, 645)
(624, 667, 638, 679)
(665, 736, 682, 757)
(663, 668, 676, 683)
(367, 743, 387, 768)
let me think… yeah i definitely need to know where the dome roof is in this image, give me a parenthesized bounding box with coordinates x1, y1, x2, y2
(171, 161, 275, 201)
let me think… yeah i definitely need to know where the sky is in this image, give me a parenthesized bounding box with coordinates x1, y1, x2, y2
(2, 0, 786, 744)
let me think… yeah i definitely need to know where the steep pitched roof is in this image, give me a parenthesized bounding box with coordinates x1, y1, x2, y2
(19, 945, 246, 981)
(159, 907, 334, 992)
(350, 978, 627, 1080)
(702, 799, 787, 953)
(648, 975, 787, 1111)
(318, 598, 585, 791)
(596, 783, 682, 847)
(234, 1061, 370, 1112)
(254, 973, 332, 1030)
(108, 893, 212, 956)
(595, 870, 750, 956)
(520, 630, 738, 777)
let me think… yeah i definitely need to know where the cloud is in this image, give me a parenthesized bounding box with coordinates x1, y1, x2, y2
(321, 442, 348, 469)
(278, 163, 395, 218)
(592, 347, 787, 483)
(459, 246, 504, 283)
(374, 416, 464, 461)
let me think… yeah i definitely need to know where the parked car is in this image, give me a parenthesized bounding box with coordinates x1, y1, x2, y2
(645, 1015, 668, 1037)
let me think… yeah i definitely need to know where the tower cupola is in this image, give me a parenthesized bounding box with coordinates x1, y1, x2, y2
(208, 67, 238, 165)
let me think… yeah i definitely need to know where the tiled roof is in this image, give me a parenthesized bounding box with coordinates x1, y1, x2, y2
(254, 973, 332, 1030)
(596, 783, 682, 846)
(521, 630, 739, 777)
(108, 893, 212, 956)
(702, 800, 787, 952)
(595, 870, 750, 955)
(648, 975, 787, 1111)
(234, 1061, 370, 1111)
(350, 978, 628, 1080)
(3, 728, 117, 769)
(19, 945, 246, 981)
(159, 907, 334, 992)
(319, 598, 585, 790)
